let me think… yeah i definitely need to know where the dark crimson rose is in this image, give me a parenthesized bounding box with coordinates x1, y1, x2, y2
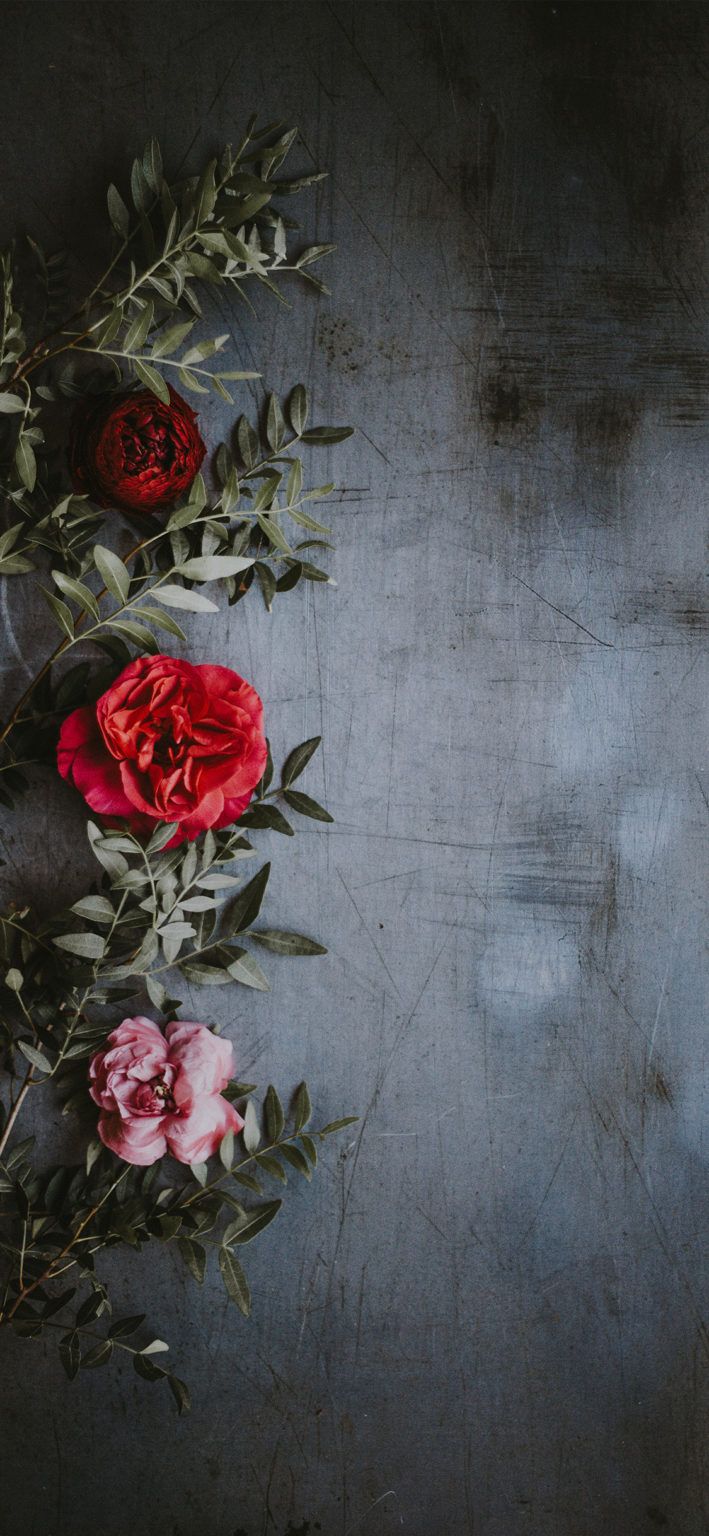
(57, 654, 267, 845)
(69, 386, 206, 513)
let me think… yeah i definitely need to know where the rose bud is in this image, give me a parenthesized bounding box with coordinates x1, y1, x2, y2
(89, 1016, 244, 1166)
(57, 653, 267, 845)
(69, 385, 206, 514)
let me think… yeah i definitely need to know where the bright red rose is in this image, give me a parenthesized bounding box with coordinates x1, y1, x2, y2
(57, 654, 267, 844)
(69, 386, 206, 513)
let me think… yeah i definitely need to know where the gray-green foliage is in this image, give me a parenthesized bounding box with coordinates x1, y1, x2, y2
(0, 119, 350, 579)
(0, 391, 352, 809)
(0, 121, 358, 1412)
(0, 1071, 356, 1411)
(0, 738, 356, 1408)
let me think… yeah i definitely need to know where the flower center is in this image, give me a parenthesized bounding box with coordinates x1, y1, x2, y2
(151, 1077, 177, 1113)
(120, 416, 176, 478)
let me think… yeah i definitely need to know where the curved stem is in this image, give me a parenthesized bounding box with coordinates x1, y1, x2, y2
(3, 1168, 129, 1320)
(0, 1069, 35, 1160)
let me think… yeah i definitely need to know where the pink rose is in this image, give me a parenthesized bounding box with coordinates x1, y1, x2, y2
(89, 1015, 244, 1167)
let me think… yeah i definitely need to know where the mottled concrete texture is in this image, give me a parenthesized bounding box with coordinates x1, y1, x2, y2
(1, 3, 708, 1533)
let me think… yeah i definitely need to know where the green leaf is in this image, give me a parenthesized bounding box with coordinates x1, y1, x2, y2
(255, 1153, 287, 1183)
(219, 1127, 234, 1170)
(81, 1339, 114, 1369)
(195, 158, 218, 224)
(283, 789, 333, 822)
(300, 1133, 318, 1166)
(237, 415, 259, 467)
(228, 1199, 283, 1244)
(131, 605, 188, 642)
(300, 426, 353, 445)
(151, 319, 195, 359)
(15, 435, 36, 491)
(248, 929, 326, 957)
(168, 1374, 191, 1415)
(0, 521, 24, 557)
(109, 1314, 146, 1338)
(222, 863, 270, 935)
(256, 512, 292, 555)
(0, 393, 25, 414)
(225, 950, 270, 991)
(279, 1143, 311, 1180)
(254, 560, 277, 612)
(281, 736, 321, 787)
(123, 300, 155, 352)
(130, 157, 151, 215)
(133, 1353, 165, 1383)
(142, 137, 163, 194)
(146, 973, 168, 1011)
(52, 570, 99, 620)
(242, 1098, 260, 1154)
(287, 384, 309, 435)
(140, 1338, 170, 1356)
(293, 1081, 312, 1132)
(180, 961, 233, 987)
(42, 590, 74, 641)
(154, 583, 218, 613)
(70, 894, 115, 923)
(218, 1247, 251, 1316)
(176, 554, 254, 581)
(319, 1116, 359, 1136)
(295, 243, 337, 269)
(107, 183, 130, 236)
(93, 544, 130, 604)
(0, 553, 34, 575)
(133, 358, 170, 403)
(4, 967, 23, 991)
(264, 1084, 284, 1142)
(146, 821, 180, 853)
(238, 803, 294, 836)
(109, 619, 158, 650)
(286, 458, 303, 504)
(17, 1040, 52, 1073)
(59, 1331, 81, 1381)
(266, 393, 285, 451)
(53, 932, 106, 960)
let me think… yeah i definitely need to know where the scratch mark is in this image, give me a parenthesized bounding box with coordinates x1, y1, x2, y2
(513, 575, 615, 648)
(518, 1112, 578, 1248)
(336, 866, 403, 1000)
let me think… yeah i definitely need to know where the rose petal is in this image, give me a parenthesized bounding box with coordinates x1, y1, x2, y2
(164, 1094, 243, 1165)
(165, 1021, 234, 1101)
(97, 1111, 168, 1166)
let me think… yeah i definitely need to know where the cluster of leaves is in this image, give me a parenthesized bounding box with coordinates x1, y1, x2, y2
(0, 122, 335, 535)
(0, 1078, 356, 1410)
(0, 385, 351, 807)
(0, 737, 331, 1083)
(0, 735, 356, 1405)
(0, 121, 357, 1410)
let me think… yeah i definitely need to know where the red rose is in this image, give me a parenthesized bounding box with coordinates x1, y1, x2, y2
(69, 386, 206, 513)
(57, 654, 267, 844)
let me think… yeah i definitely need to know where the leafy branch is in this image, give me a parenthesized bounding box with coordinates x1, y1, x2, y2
(0, 120, 338, 566)
(0, 386, 352, 803)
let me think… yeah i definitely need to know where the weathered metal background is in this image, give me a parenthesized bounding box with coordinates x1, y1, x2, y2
(1, 4, 707, 1532)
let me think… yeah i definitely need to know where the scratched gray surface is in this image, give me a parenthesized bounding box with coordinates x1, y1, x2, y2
(1, 3, 707, 1533)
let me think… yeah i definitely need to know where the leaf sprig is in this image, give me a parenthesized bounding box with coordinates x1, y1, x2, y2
(0, 1079, 357, 1410)
(0, 120, 345, 571)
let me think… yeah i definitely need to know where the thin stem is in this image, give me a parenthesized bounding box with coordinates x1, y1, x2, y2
(0, 531, 150, 746)
(180, 1128, 312, 1209)
(0, 1070, 35, 1159)
(4, 1167, 129, 1319)
(0, 434, 306, 749)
